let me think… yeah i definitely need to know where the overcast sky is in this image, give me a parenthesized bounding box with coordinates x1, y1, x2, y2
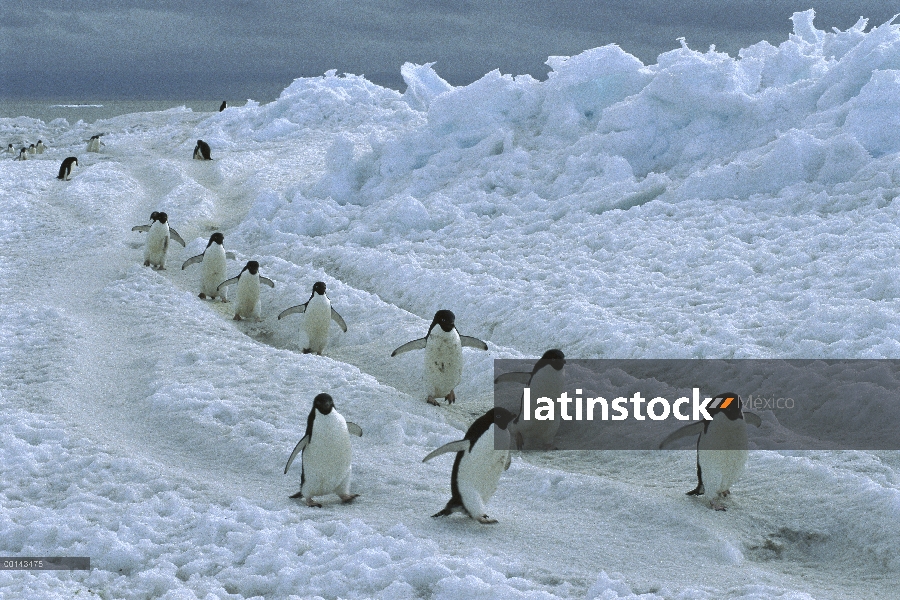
(1, 2, 895, 101)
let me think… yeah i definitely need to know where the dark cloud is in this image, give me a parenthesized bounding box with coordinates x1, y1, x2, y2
(1, 1, 894, 100)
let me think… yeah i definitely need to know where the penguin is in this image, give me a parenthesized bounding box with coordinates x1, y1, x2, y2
(5, 143, 12, 154)
(35, 140, 45, 154)
(423, 407, 516, 524)
(217, 260, 275, 320)
(219, 101, 227, 112)
(391, 310, 487, 406)
(181, 232, 236, 301)
(86, 135, 103, 152)
(15, 147, 27, 161)
(659, 392, 762, 511)
(193, 140, 212, 160)
(277, 281, 347, 355)
(131, 212, 186, 270)
(27, 144, 36, 155)
(284, 393, 362, 507)
(57, 157, 78, 181)
(495, 349, 566, 450)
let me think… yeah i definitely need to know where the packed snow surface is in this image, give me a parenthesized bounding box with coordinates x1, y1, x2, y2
(1, 10, 899, 599)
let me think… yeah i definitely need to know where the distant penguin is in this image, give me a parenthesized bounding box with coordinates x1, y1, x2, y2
(391, 310, 488, 406)
(131, 211, 186, 270)
(495, 349, 566, 450)
(217, 260, 275, 320)
(284, 393, 363, 507)
(219, 101, 227, 112)
(27, 144, 36, 155)
(57, 157, 78, 181)
(424, 407, 516, 524)
(659, 392, 762, 511)
(193, 140, 211, 160)
(86, 135, 103, 152)
(5, 143, 12, 154)
(182, 232, 236, 301)
(35, 140, 45, 154)
(277, 281, 347, 355)
(15, 147, 27, 161)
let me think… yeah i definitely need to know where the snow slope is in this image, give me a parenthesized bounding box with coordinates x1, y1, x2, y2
(1, 10, 898, 599)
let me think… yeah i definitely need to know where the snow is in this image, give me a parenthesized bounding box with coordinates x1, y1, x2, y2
(1, 9, 899, 599)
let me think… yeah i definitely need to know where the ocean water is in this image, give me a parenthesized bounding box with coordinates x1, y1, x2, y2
(0, 100, 232, 123)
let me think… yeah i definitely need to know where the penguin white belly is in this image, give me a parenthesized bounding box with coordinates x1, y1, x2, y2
(234, 274, 261, 319)
(304, 296, 332, 354)
(698, 418, 748, 497)
(517, 368, 564, 450)
(144, 223, 169, 268)
(424, 330, 462, 398)
(302, 412, 352, 497)
(201, 246, 227, 300)
(458, 426, 510, 515)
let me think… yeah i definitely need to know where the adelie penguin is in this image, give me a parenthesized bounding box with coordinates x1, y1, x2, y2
(35, 140, 45, 154)
(424, 407, 516, 524)
(86, 134, 103, 153)
(131, 211, 186, 270)
(495, 349, 566, 450)
(5, 143, 12, 154)
(219, 101, 227, 112)
(217, 260, 274, 321)
(27, 144, 36, 155)
(277, 281, 347, 355)
(14, 147, 27, 161)
(57, 157, 78, 181)
(659, 392, 762, 511)
(193, 140, 212, 160)
(182, 232, 236, 301)
(284, 393, 362, 507)
(391, 310, 488, 406)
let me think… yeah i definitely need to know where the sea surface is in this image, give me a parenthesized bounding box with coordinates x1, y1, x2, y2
(0, 100, 237, 123)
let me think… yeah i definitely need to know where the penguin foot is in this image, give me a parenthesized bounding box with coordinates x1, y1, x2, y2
(427, 396, 441, 406)
(339, 493, 359, 504)
(720, 490, 731, 497)
(445, 390, 456, 405)
(306, 499, 323, 508)
(143, 260, 151, 267)
(302, 348, 312, 354)
(476, 515, 498, 524)
(233, 315, 242, 321)
(198, 293, 206, 299)
(709, 501, 727, 511)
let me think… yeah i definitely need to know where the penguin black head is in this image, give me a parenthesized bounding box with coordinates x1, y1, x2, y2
(219, 101, 227, 112)
(708, 392, 743, 421)
(207, 232, 224, 248)
(149, 211, 161, 222)
(535, 349, 565, 372)
(244, 260, 260, 275)
(156, 212, 169, 224)
(29, 144, 35, 149)
(313, 393, 334, 415)
(312, 281, 326, 295)
(37, 140, 42, 144)
(492, 407, 516, 430)
(431, 309, 456, 333)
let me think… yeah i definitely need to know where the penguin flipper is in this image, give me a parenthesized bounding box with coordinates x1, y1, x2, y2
(422, 440, 470, 462)
(278, 303, 307, 320)
(217, 276, 240, 291)
(460, 335, 488, 350)
(182, 254, 203, 270)
(494, 371, 532, 385)
(658, 422, 705, 449)
(284, 435, 310, 474)
(131, 225, 151, 233)
(391, 337, 427, 357)
(169, 229, 187, 247)
(346, 422, 363, 437)
(744, 412, 762, 428)
(330, 308, 348, 332)
(225, 251, 237, 260)
(260, 276, 275, 288)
